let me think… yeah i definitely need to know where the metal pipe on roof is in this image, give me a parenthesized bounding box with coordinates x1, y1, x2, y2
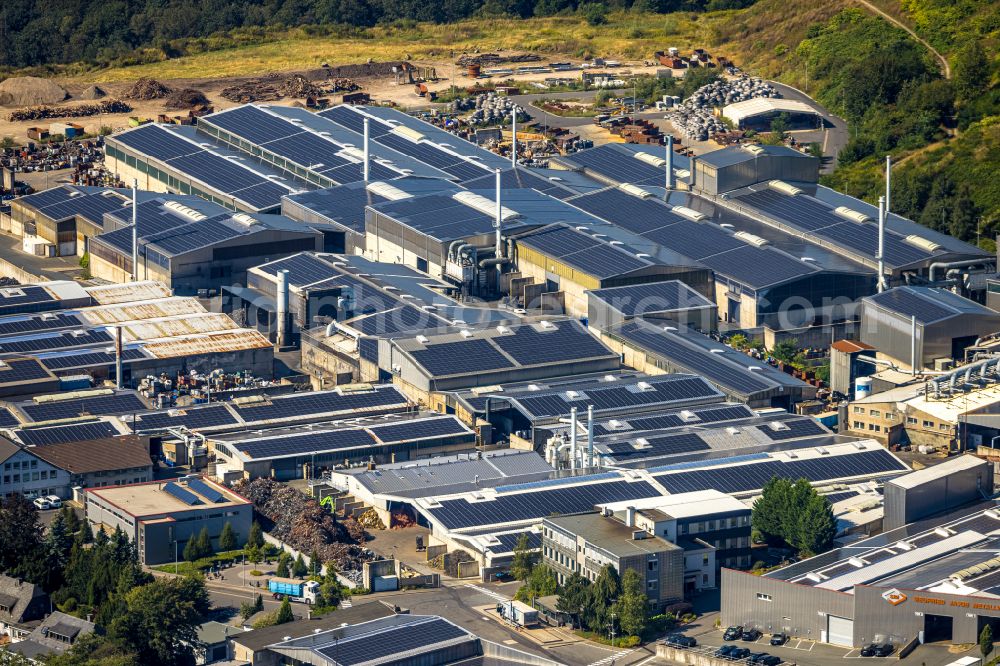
(131, 178, 138, 282)
(511, 108, 517, 169)
(587, 404, 594, 468)
(363, 118, 370, 182)
(115, 325, 123, 390)
(911, 314, 917, 376)
(569, 406, 578, 470)
(276, 269, 289, 348)
(885, 155, 892, 218)
(665, 136, 675, 192)
(877, 195, 886, 293)
(688, 154, 696, 190)
(494, 168, 503, 259)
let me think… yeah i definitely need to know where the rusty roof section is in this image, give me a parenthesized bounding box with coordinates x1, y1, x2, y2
(78, 297, 206, 326)
(831, 340, 875, 354)
(84, 281, 172, 305)
(118, 313, 238, 343)
(142, 329, 271, 358)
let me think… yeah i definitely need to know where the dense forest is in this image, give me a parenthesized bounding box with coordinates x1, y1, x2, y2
(0, 0, 752, 70)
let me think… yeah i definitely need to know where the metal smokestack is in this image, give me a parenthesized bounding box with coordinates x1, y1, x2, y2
(276, 269, 289, 348)
(877, 195, 886, 293)
(665, 136, 675, 192)
(115, 325, 123, 390)
(885, 155, 892, 218)
(688, 155, 696, 190)
(910, 314, 917, 375)
(131, 178, 138, 282)
(494, 168, 503, 259)
(587, 404, 594, 468)
(363, 118, 370, 182)
(569, 407, 578, 470)
(511, 108, 517, 169)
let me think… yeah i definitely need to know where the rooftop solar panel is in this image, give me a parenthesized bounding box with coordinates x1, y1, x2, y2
(232, 388, 407, 423)
(0, 313, 83, 337)
(866, 288, 956, 324)
(568, 146, 664, 187)
(368, 417, 470, 444)
(0, 408, 19, 428)
(235, 428, 377, 459)
(40, 348, 146, 371)
(699, 244, 817, 288)
(316, 618, 468, 665)
(127, 404, 239, 432)
(491, 323, 613, 366)
(605, 432, 710, 459)
(22, 393, 147, 422)
(738, 189, 842, 232)
(0, 329, 112, 355)
(113, 125, 201, 161)
(409, 339, 514, 376)
(187, 478, 225, 503)
(16, 420, 120, 446)
(204, 106, 301, 144)
(0, 359, 52, 383)
(163, 481, 203, 505)
(760, 418, 826, 440)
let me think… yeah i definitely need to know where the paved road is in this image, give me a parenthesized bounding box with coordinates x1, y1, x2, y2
(763, 81, 849, 172)
(852, 0, 950, 79)
(0, 232, 81, 281)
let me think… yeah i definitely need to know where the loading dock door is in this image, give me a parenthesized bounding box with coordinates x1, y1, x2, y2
(827, 615, 854, 647)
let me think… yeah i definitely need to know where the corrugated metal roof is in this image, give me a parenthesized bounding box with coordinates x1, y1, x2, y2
(78, 297, 207, 325)
(142, 329, 271, 358)
(84, 281, 172, 305)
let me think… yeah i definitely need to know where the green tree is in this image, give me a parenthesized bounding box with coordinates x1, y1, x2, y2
(981, 624, 993, 660)
(40, 633, 139, 666)
(795, 494, 837, 556)
(109, 576, 210, 666)
(274, 598, 294, 625)
(0, 136, 15, 152)
(182, 537, 200, 563)
(276, 552, 291, 578)
(218, 522, 237, 551)
(579, 2, 608, 25)
(248, 520, 264, 548)
(309, 549, 322, 576)
(617, 568, 648, 637)
(770, 339, 800, 365)
(752, 477, 792, 545)
(510, 533, 535, 583)
(516, 564, 558, 602)
(0, 494, 45, 579)
(239, 600, 257, 622)
(254, 593, 264, 613)
(556, 573, 590, 629)
(585, 564, 621, 632)
(195, 526, 212, 559)
(769, 112, 790, 140)
(292, 553, 308, 578)
(953, 41, 988, 102)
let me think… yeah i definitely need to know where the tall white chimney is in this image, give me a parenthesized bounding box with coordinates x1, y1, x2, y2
(511, 108, 517, 169)
(910, 314, 917, 375)
(494, 168, 503, 259)
(131, 178, 138, 282)
(877, 195, 886, 293)
(885, 155, 892, 218)
(587, 404, 594, 468)
(363, 118, 370, 182)
(569, 407, 578, 471)
(665, 136, 675, 192)
(276, 269, 289, 347)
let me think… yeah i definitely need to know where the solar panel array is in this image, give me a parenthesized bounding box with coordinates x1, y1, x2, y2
(760, 418, 827, 440)
(16, 420, 120, 446)
(410, 338, 514, 376)
(567, 146, 665, 187)
(866, 288, 956, 324)
(604, 432, 711, 459)
(589, 281, 713, 316)
(317, 618, 469, 665)
(163, 482, 202, 505)
(112, 125, 292, 210)
(489, 530, 542, 552)
(187, 478, 225, 503)
(654, 449, 907, 494)
(738, 188, 937, 268)
(462, 168, 574, 199)
(368, 416, 470, 444)
(348, 305, 448, 336)
(232, 388, 407, 423)
(372, 194, 498, 242)
(490, 324, 614, 366)
(40, 348, 147, 371)
(127, 404, 239, 432)
(515, 375, 719, 419)
(0, 313, 83, 337)
(517, 224, 648, 278)
(615, 322, 774, 396)
(22, 393, 148, 422)
(0, 359, 52, 383)
(593, 404, 755, 436)
(0, 329, 111, 354)
(426, 479, 662, 529)
(19, 187, 128, 227)
(235, 429, 377, 459)
(0, 408, 19, 428)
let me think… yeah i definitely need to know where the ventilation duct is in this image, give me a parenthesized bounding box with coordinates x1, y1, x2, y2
(338, 146, 366, 162)
(164, 201, 207, 221)
(834, 206, 872, 224)
(391, 125, 425, 142)
(742, 144, 767, 156)
(904, 235, 942, 252)
(452, 191, 521, 220)
(232, 213, 260, 226)
(672, 206, 707, 221)
(768, 180, 803, 196)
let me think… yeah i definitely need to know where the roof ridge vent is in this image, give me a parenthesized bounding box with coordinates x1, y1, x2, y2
(496, 325, 513, 334)
(671, 205, 707, 221)
(632, 152, 666, 168)
(391, 125, 426, 143)
(618, 183, 653, 199)
(833, 206, 872, 224)
(231, 213, 259, 226)
(366, 181, 412, 201)
(734, 230, 769, 247)
(452, 191, 521, 220)
(459, 329, 473, 338)
(766, 421, 790, 431)
(538, 320, 557, 330)
(767, 180, 803, 196)
(904, 235, 942, 252)
(679, 410, 699, 423)
(742, 144, 767, 156)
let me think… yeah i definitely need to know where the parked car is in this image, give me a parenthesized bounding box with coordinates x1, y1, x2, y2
(32, 497, 51, 510)
(727, 647, 751, 660)
(770, 633, 788, 646)
(723, 626, 744, 641)
(749, 653, 782, 665)
(44, 495, 62, 508)
(742, 628, 762, 641)
(860, 643, 894, 657)
(664, 634, 697, 648)
(715, 645, 736, 658)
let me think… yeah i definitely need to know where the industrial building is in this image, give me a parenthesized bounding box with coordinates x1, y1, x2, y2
(84, 476, 252, 565)
(721, 98, 823, 131)
(0, 280, 91, 317)
(883, 455, 993, 531)
(542, 511, 685, 607)
(844, 359, 1000, 451)
(0, 436, 71, 500)
(721, 500, 1000, 648)
(586, 281, 718, 332)
(211, 412, 476, 481)
(860, 286, 1000, 372)
(601, 318, 814, 408)
(0, 281, 273, 385)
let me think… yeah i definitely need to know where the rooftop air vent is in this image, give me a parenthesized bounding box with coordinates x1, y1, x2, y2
(672, 206, 707, 221)
(415, 335, 429, 344)
(679, 410, 699, 423)
(833, 206, 872, 224)
(391, 125, 425, 142)
(232, 213, 259, 226)
(817, 447, 830, 455)
(734, 230, 769, 247)
(632, 438, 652, 450)
(848, 557, 866, 568)
(452, 191, 521, 220)
(725, 427, 740, 435)
(742, 144, 767, 156)
(767, 421, 790, 432)
(767, 180, 803, 197)
(904, 235, 942, 252)
(366, 182, 413, 201)
(618, 183, 653, 199)
(539, 320, 557, 330)
(636, 381, 654, 391)
(496, 325, 513, 335)
(338, 146, 366, 161)
(459, 329, 473, 338)
(633, 152, 666, 168)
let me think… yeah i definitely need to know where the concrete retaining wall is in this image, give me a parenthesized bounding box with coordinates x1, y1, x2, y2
(0, 257, 43, 284)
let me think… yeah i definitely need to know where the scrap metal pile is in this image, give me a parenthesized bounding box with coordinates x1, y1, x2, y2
(456, 53, 541, 66)
(449, 92, 527, 126)
(7, 100, 131, 122)
(233, 477, 376, 578)
(666, 76, 777, 141)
